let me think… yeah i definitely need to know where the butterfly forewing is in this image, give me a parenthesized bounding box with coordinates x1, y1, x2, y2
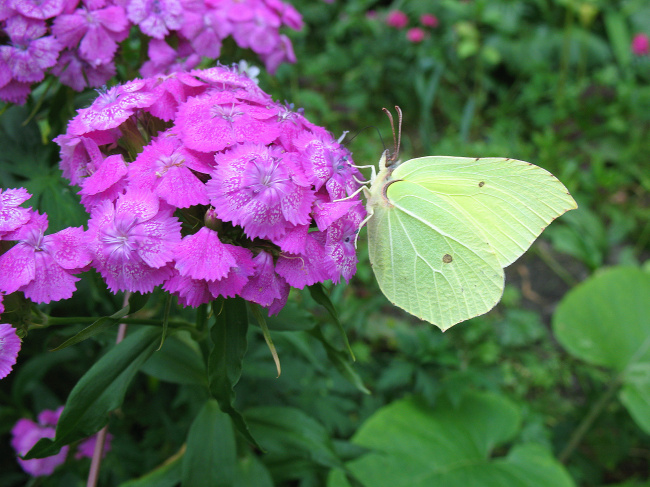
(392, 157, 578, 268)
(368, 179, 504, 331)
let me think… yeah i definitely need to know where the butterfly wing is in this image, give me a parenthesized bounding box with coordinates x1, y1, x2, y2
(392, 157, 578, 268)
(367, 179, 504, 331)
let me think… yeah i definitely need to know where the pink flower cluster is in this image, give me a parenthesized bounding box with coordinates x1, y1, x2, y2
(0, 0, 303, 105)
(0, 67, 364, 331)
(384, 10, 438, 44)
(11, 406, 112, 476)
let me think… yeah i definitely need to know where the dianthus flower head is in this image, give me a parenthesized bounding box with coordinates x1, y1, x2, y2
(420, 13, 438, 28)
(0, 323, 21, 380)
(58, 66, 365, 315)
(632, 33, 649, 56)
(386, 9, 408, 29)
(407, 27, 426, 43)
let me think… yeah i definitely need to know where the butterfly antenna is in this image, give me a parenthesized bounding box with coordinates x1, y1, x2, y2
(395, 105, 403, 159)
(382, 106, 403, 165)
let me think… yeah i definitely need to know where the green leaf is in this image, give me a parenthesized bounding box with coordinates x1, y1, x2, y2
(26, 326, 161, 458)
(327, 392, 575, 487)
(182, 399, 236, 487)
(553, 266, 650, 433)
(553, 267, 650, 371)
(604, 11, 632, 71)
(310, 327, 370, 395)
(249, 303, 281, 376)
(141, 334, 206, 386)
(245, 406, 345, 471)
(308, 283, 354, 360)
(208, 298, 259, 448)
(234, 454, 274, 487)
(118, 449, 183, 487)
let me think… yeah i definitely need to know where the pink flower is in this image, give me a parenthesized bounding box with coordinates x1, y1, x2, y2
(207, 143, 314, 241)
(128, 131, 213, 208)
(86, 189, 181, 293)
(406, 27, 426, 43)
(127, 0, 183, 39)
(0, 16, 61, 83)
(385, 10, 408, 29)
(0, 212, 92, 303)
(11, 407, 68, 476)
(0, 323, 21, 380)
(10, 0, 66, 20)
(11, 407, 112, 476)
(632, 33, 649, 56)
(68, 80, 157, 135)
(420, 13, 438, 28)
(140, 38, 202, 78)
(50, 49, 116, 92)
(52, 4, 130, 67)
(176, 91, 280, 152)
(0, 187, 32, 237)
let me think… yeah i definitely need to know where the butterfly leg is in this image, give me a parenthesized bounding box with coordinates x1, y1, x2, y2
(353, 187, 374, 248)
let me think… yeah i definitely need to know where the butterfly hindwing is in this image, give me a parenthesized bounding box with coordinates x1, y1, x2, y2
(368, 178, 504, 331)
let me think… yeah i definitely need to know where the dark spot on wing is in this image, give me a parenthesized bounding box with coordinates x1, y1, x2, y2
(478, 181, 485, 187)
(443, 254, 453, 263)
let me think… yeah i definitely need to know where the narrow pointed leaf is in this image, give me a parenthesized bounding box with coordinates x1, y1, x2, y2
(308, 283, 355, 360)
(208, 298, 259, 448)
(26, 326, 161, 458)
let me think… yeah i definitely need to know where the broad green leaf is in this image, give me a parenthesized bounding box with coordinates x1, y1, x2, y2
(553, 267, 650, 433)
(245, 406, 345, 472)
(553, 267, 650, 371)
(327, 392, 574, 487)
(620, 363, 650, 434)
(26, 326, 161, 458)
(208, 298, 258, 447)
(182, 399, 236, 487)
(119, 449, 183, 487)
(141, 334, 206, 386)
(234, 454, 274, 487)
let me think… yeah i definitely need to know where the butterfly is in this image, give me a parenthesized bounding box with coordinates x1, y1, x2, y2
(360, 107, 577, 331)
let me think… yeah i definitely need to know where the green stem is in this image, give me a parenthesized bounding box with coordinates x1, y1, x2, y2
(533, 242, 579, 287)
(559, 373, 623, 463)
